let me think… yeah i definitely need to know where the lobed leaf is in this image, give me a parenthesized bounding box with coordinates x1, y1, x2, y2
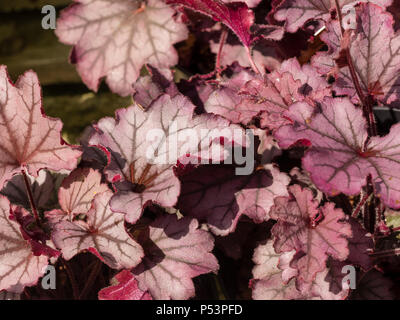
(56, 0, 188, 96)
(132, 214, 219, 300)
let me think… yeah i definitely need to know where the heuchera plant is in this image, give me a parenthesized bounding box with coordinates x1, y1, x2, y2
(2, 0, 400, 300)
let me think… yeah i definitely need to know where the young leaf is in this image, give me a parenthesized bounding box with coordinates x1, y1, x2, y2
(270, 185, 352, 284)
(98, 270, 152, 300)
(251, 241, 305, 299)
(89, 93, 247, 224)
(0, 195, 48, 293)
(52, 190, 143, 269)
(132, 215, 219, 300)
(275, 96, 400, 209)
(56, 0, 188, 96)
(178, 164, 290, 235)
(0, 66, 81, 190)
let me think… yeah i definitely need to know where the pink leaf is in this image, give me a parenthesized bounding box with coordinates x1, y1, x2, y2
(273, 0, 392, 33)
(58, 168, 109, 217)
(251, 241, 349, 299)
(56, 0, 188, 96)
(89, 93, 247, 224)
(209, 37, 281, 71)
(132, 215, 219, 300)
(251, 241, 306, 299)
(52, 190, 143, 269)
(178, 164, 289, 235)
(205, 59, 330, 130)
(167, 0, 254, 47)
(0, 195, 48, 293)
(98, 270, 152, 300)
(313, 3, 400, 104)
(270, 185, 352, 284)
(275, 96, 400, 208)
(0, 66, 81, 190)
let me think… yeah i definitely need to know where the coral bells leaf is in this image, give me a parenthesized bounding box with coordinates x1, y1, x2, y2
(89, 93, 247, 224)
(0, 66, 81, 190)
(167, 0, 255, 47)
(0, 195, 49, 293)
(57, 168, 109, 217)
(273, 0, 392, 33)
(98, 270, 152, 300)
(132, 215, 219, 300)
(251, 241, 350, 300)
(178, 164, 290, 236)
(251, 241, 303, 300)
(313, 3, 400, 104)
(55, 0, 188, 96)
(52, 190, 143, 269)
(276, 97, 400, 208)
(270, 185, 352, 284)
(205, 59, 330, 130)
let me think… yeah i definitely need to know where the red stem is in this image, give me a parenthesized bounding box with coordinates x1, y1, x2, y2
(369, 248, 400, 259)
(216, 29, 228, 79)
(21, 169, 41, 226)
(333, 0, 377, 137)
(352, 189, 372, 218)
(245, 46, 260, 74)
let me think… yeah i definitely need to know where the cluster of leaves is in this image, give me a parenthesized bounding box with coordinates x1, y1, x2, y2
(2, 0, 400, 300)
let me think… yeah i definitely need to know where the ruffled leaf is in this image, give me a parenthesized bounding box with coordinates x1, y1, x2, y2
(270, 185, 352, 284)
(275, 96, 400, 209)
(0, 195, 48, 293)
(52, 190, 143, 269)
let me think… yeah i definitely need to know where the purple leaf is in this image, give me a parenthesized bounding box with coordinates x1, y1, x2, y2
(1, 170, 58, 211)
(275, 96, 400, 209)
(178, 164, 290, 235)
(167, 0, 255, 47)
(351, 269, 395, 299)
(56, 0, 188, 96)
